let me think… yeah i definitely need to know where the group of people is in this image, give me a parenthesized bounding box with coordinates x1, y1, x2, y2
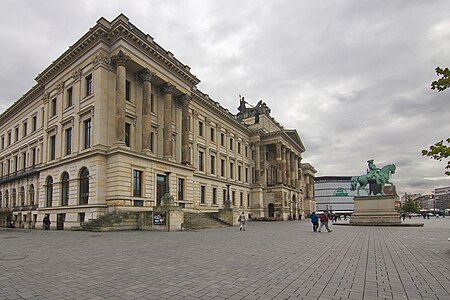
(310, 211, 333, 233)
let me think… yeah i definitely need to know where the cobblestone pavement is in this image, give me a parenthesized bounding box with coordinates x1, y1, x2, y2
(1, 217, 449, 300)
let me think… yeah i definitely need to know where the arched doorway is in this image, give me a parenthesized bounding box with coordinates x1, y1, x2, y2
(268, 203, 275, 218)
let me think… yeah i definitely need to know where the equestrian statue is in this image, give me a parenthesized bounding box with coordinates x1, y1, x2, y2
(350, 159, 396, 196)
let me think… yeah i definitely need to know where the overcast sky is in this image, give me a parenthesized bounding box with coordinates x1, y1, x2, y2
(1, 0, 449, 196)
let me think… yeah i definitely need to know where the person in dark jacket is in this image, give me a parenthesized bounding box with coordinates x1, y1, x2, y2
(43, 215, 51, 230)
(318, 212, 332, 233)
(310, 212, 319, 232)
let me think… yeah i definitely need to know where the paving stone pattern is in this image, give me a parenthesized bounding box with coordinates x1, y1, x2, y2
(0, 218, 449, 299)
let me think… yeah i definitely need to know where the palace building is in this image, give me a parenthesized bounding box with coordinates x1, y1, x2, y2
(0, 14, 316, 229)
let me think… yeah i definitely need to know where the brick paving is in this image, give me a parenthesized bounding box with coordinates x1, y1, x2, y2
(1, 217, 449, 300)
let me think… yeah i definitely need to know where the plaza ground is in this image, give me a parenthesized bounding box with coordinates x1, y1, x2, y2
(1, 217, 449, 300)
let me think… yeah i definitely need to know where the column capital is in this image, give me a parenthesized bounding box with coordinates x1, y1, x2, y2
(160, 82, 176, 95)
(137, 68, 156, 83)
(112, 50, 130, 67)
(178, 94, 191, 106)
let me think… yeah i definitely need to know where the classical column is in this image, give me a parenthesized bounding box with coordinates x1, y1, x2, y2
(294, 155, 299, 188)
(112, 50, 130, 145)
(137, 69, 155, 152)
(290, 152, 295, 187)
(180, 94, 191, 165)
(160, 83, 175, 159)
(282, 146, 287, 185)
(260, 144, 266, 185)
(255, 141, 261, 184)
(286, 149, 291, 187)
(276, 142, 282, 184)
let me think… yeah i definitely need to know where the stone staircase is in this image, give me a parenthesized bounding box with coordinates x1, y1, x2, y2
(72, 212, 139, 231)
(183, 212, 230, 230)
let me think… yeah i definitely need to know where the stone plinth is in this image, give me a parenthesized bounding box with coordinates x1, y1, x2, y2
(350, 195, 401, 225)
(218, 208, 241, 226)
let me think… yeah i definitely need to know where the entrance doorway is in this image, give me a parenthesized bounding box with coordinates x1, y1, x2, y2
(57, 213, 65, 230)
(268, 203, 275, 217)
(156, 174, 167, 206)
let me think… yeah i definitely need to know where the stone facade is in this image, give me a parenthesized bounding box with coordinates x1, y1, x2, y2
(0, 14, 316, 229)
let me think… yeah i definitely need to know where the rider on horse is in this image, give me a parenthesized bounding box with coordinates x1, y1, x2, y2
(366, 159, 381, 185)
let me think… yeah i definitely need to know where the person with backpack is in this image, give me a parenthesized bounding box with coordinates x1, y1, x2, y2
(318, 211, 332, 233)
(310, 211, 319, 232)
(238, 212, 247, 231)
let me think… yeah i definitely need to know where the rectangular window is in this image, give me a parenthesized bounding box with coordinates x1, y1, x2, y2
(32, 148, 36, 167)
(240, 192, 243, 206)
(49, 135, 56, 161)
(245, 168, 249, 183)
(85, 74, 92, 97)
(200, 185, 206, 204)
(210, 128, 215, 142)
(178, 178, 185, 200)
(238, 165, 242, 181)
(198, 121, 204, 137)
(65, 127, 72, 155)
(150, 132, 155, 152)
(133, 170, 143, 197)
(51, 98, 57, 117)
(230, 138, 233, 150)
(32, 116, 37, 132)
(23, 122, 27, 137)
(210, 155, 215, 174)
(67, 87, 73, 108)
(15, 128, 19, 142)
(125, 80, 131, 101)
(7, 132, 11, 146)
(22, 153, 26, 170)
(151, 93, 155, 113)
(1, 136, 4, 149)
(230, 162, 234, 179)
(238, 142, 241, 154)
(221, 159, 225, 177)
(221, 133, 225, 146)
(223, 189, 227, 205)
(125, 123, 131, 147)
(232, 191, 236, 206)
(84, 119, 91, 149)
(245, 146, 248, 157)
(212, 188, 217, 205)
(198, 151, 204, 172)
(247, 193, 251, 207)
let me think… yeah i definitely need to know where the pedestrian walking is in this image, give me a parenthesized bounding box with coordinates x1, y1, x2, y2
(318, 212, 332, 233)
(310, 211, 319, 232)
(238, 212, 246, 231)
(43, 215, 51, 230)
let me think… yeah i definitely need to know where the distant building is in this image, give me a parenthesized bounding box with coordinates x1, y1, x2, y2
(314, 176, 356, 213)
(434, 186, 450, 211)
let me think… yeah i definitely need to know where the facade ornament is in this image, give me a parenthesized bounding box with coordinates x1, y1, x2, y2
(159, 82, 175, 95)
(56, 81, 64, 94)
(176, 94, 191, 107)
(111, 50, 130, 67)
(137, 68, 156, 83)
(72, 68, 82, 81)
(42, 92, 50, 104)
(92, 51, 111, 67)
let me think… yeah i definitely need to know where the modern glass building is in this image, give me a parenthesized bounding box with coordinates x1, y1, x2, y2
(314, 176, 357, 213)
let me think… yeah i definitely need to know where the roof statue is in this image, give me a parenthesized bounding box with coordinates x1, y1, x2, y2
(350, 159, 396, 196)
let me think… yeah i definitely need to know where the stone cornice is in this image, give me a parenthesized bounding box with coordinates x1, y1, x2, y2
(35, 14, 200, 87)
(260, 130, 305, 154)
(0, 84, 44, 126)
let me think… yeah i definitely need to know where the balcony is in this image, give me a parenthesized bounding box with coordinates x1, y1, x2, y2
(0, 164, 41, 185)
(11, 205, 38, 212)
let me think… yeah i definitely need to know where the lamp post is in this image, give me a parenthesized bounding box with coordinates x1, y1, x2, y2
(226, 184, 231, 209)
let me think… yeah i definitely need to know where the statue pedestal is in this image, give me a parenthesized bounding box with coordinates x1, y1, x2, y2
(152, 193, 183, 232)
(350, 195, 401, 225)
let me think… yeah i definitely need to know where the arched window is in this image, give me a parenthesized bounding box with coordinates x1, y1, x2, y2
(20, 186, 25, 206)
(4, 190, 8, 208)
(79, 168, 89, 205)
(61, 172, 69, 206)
(46, 176, 53, 207)
(11, 188, 17, 208)
(29, 184, 35, 207)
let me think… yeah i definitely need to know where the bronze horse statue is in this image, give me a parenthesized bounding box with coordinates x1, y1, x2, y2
(350, 164, 396, 196)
